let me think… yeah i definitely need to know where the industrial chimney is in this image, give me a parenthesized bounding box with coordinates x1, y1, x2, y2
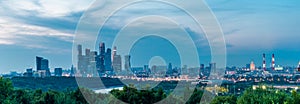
(263, 53, 266, 71)
(272, 54, 275, 70)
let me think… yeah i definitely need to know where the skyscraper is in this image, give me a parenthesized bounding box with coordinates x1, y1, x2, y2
(36, 56, 43, 71)
(112, 46, 122, 72)
(77, 45, 84, 74)
(125, 55, 131, 72)
(210, 63, 217, 74)
(88, 51, 97, 76)
(105, 48, 112, 71)
(98, 43, 106, 73)
(167, 63, 173, 75)
(36, 56, 50, 77)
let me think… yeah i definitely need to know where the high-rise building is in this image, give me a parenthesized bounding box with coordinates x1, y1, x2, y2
(36, 56, 50, 77)
(167, 63, 173, 75)
(88, 51, 97, 76)
(125, 55, 131, 72)
(78, 44, 82, 56)
(77, 45, 85, 74)
(105, 48, 112, 71)
(112, 46, 122, 72)
(209, 63, 217, 74)
(70, 65, 75, 77)
(98, 43, 106, 73)
(36, 56, 43, 71)
(54, 68, 63, 77)
(250, 61, 255, 70)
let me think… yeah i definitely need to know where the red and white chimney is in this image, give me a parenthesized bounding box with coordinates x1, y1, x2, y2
(263, 53, 266, 71)
(272, 54, 275, 70)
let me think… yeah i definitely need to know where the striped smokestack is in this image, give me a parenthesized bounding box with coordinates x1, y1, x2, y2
(272, 54, 275, 70)
(263, 53, 266, 71)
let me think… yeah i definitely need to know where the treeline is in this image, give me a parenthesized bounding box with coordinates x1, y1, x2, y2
(2, 77, 300, 104)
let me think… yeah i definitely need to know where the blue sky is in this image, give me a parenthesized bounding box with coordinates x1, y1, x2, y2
(0, 0, 300, 73)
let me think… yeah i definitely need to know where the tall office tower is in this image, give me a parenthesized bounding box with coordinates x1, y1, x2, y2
(36, 56, 50, 77)
(209, 63, 217, 74)
(124, 55, 131, 72)
(250, 61, 256, 70)
(100, 42, 106, 56)
(88, 51, 97, 76)
(112, 46, 122, 72)
(36, 56, 43, 71)
(263, 53, 266, 71)
(272, 54, 275, 70)
(99, 42, 106, 72)
(70, 65, 75, 77)
(78, 45, 82, 56)
(112, 46, 117, 61)
(105, 48, 112, 71)
(167, 63, 173, 75)
(182, 65, 188, 74)
(77, 45, 84, 74)
(80, 48, 91, 75)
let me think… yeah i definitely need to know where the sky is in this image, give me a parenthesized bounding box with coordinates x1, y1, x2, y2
(0, 0, 300, 73)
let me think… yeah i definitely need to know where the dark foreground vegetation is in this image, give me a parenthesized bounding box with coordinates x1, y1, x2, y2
(1, 77, 300, 104)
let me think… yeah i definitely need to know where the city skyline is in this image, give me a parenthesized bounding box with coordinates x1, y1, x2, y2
(1, 0, 300, 73)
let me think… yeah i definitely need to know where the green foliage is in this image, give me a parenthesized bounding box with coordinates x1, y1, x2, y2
(3, 77, 300, 104)
(110, 85, 167, 104)
(211, 95, 237, 104)
(0, 77, 14, 102)
(237, 87, 290, 104)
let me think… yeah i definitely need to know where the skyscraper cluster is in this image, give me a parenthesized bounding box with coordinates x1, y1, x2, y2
(77, 42, 130, 77)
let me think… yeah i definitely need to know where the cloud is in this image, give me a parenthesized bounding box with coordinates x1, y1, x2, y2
(0, 17, 74, 44)
(0, 0, 93, 18)
(0, 0, 95, 53)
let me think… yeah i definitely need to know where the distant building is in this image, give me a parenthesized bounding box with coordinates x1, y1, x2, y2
(23, 68, 33, 77)
(200, 64, 204, 74)
(36, 56, 50, 77)
(70, 65, 75, 77)
(54, 68, 63, 77)
(112, 46, 122, 72)
(124, 55, 131, 72)
(167, 63, 173, 75)
(298, 61, 300, 71)
(105, 48, 112, 72)
(98, 42, 106, 73)
(250, 61, 256, 70)
(152, 65, 167, 76)
(246, 64, 251, 69)
(210, 63, 217, 74)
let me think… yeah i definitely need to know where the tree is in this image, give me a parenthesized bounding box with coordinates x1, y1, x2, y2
(0, 77, 14, 102)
